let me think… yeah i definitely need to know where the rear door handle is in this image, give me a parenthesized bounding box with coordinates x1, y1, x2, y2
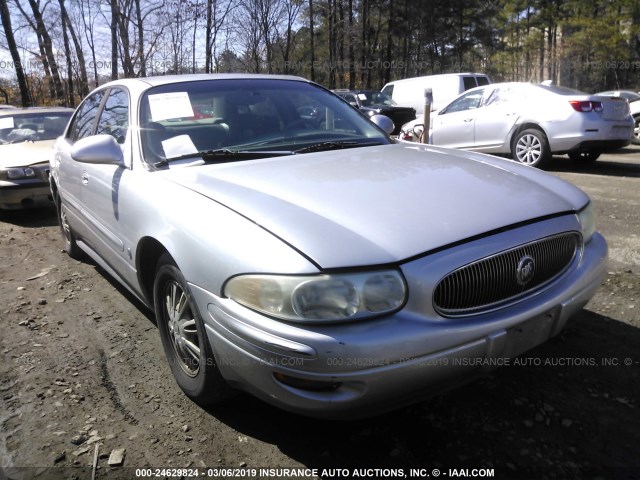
(82, 172, 89, 185)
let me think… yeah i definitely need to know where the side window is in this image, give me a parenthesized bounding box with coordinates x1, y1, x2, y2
(485, 85, 521, 107)
(345, 94, 357, 104)
(381, 85, 393, 97)
(442, 89, 484, 114)
(462, 76, 478, 91)
(96, 88, 129, 144)
(484, 87, 503, 106)
(68, 91, 105, 142)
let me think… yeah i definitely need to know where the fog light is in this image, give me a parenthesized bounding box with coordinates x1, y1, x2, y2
(273, 373, 341, 392)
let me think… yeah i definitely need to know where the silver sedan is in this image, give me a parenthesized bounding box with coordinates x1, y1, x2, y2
(50, 74, 607, 418)
(399, 82, 634, 168)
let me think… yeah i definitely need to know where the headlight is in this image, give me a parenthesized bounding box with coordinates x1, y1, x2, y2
(224, 270, 406, 323)
(577, 202, 596, 243)
(0, 167, 36, 180)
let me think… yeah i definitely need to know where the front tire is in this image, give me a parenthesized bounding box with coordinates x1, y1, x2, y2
(511, 128, 551, 168)
(632, 115, 640, 145)
(55, 193, 81, 259)
(153, 253, 233, 405)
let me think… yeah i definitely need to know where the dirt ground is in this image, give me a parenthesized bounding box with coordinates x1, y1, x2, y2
(1, 147, 639, 480)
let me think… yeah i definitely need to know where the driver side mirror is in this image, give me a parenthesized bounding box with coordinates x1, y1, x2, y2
(71, 134, 124, 165)
(370, 114, 395, 135)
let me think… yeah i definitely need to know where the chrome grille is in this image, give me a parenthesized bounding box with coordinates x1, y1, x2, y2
(433, 232, 581, 316)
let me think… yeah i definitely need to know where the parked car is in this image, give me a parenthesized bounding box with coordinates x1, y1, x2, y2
(333, 89, 416, 135)
(398, 82, 634, 168)
(0, 105, 18, 110)
(50, 74, 607, 418)
(595, 90, 640, 102)
(595, 90, 640, 145)
(381, 73, 491, 114)
(0, 107, 73, 209)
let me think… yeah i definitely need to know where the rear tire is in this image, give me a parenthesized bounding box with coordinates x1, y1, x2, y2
(511, 128, 551, 168)
(568, 151, 600, 163)
(153, 253, 234, 405)
(632, 115, 640, 145)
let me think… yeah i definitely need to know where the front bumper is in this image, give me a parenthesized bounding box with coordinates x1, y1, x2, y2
(0, 181, 53, 209)
(190, 227, 607, 419)
(0, 162, 53, 209)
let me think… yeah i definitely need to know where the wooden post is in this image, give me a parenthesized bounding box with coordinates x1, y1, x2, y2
(421, 88, 433, 144)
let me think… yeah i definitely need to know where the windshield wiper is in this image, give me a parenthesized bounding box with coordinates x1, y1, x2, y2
(294, 141, 379, 154)
(154, 148, 294, 168)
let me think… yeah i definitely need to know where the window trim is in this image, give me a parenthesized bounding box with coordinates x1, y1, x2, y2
(95, 87, 131, 145)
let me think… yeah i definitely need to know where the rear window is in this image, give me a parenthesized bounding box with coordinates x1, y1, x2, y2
(476, 76, 490, 86)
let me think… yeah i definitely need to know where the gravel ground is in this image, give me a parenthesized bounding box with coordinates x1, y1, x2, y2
(1, 146, 639, 480)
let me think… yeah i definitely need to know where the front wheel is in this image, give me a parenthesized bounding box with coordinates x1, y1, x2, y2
(632, 115, 640, 145)
(153, 253, 234, 405)
(55, 193, 81, 259)
(511, 128, 551, 168)
(568, 151, 600, 163)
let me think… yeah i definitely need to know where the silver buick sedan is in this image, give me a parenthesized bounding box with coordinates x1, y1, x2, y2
(50, 74, 607, 418)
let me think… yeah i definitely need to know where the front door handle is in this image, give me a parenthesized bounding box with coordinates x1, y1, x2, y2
(81, 172, 89, 185)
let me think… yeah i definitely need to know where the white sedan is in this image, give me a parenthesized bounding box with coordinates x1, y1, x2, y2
(0, 107, 73, 209)
(399, 82, 634, 168)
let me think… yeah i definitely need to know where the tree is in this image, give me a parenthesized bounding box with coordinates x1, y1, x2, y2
(205, 0, 233, 73)
(0, 0, 32, 105)
(78, 0, 101, 88)
(13, 0, 66, 102)
(59, 0, 89, 98)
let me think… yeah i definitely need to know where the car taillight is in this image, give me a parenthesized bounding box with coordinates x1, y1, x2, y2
(569, 100, 603, 113)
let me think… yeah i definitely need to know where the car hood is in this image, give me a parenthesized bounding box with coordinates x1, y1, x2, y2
(166, 144, 589, 269)
(0, 140, 56, 168)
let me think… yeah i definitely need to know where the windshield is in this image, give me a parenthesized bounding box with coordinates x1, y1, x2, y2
(0, 112, 72, 144)
(139, 79, 391, 167)
(358, 91, 397, 107)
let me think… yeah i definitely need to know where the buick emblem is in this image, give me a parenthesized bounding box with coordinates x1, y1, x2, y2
(516, 256, 535, 285)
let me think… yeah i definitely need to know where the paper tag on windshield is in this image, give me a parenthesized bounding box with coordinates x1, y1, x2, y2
(357, 94, 367, 101)
(0, 117, 15, 129)
(148, 92, 194, 122)
(161, 135, 198, 158)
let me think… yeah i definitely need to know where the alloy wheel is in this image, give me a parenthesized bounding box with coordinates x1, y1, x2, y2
(515, 134, 542, 165)
(163, 280, 201, 377)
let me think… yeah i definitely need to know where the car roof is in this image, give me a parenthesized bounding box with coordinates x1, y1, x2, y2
(461, 81, 586, 95)
(100, 73, 311, 90)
